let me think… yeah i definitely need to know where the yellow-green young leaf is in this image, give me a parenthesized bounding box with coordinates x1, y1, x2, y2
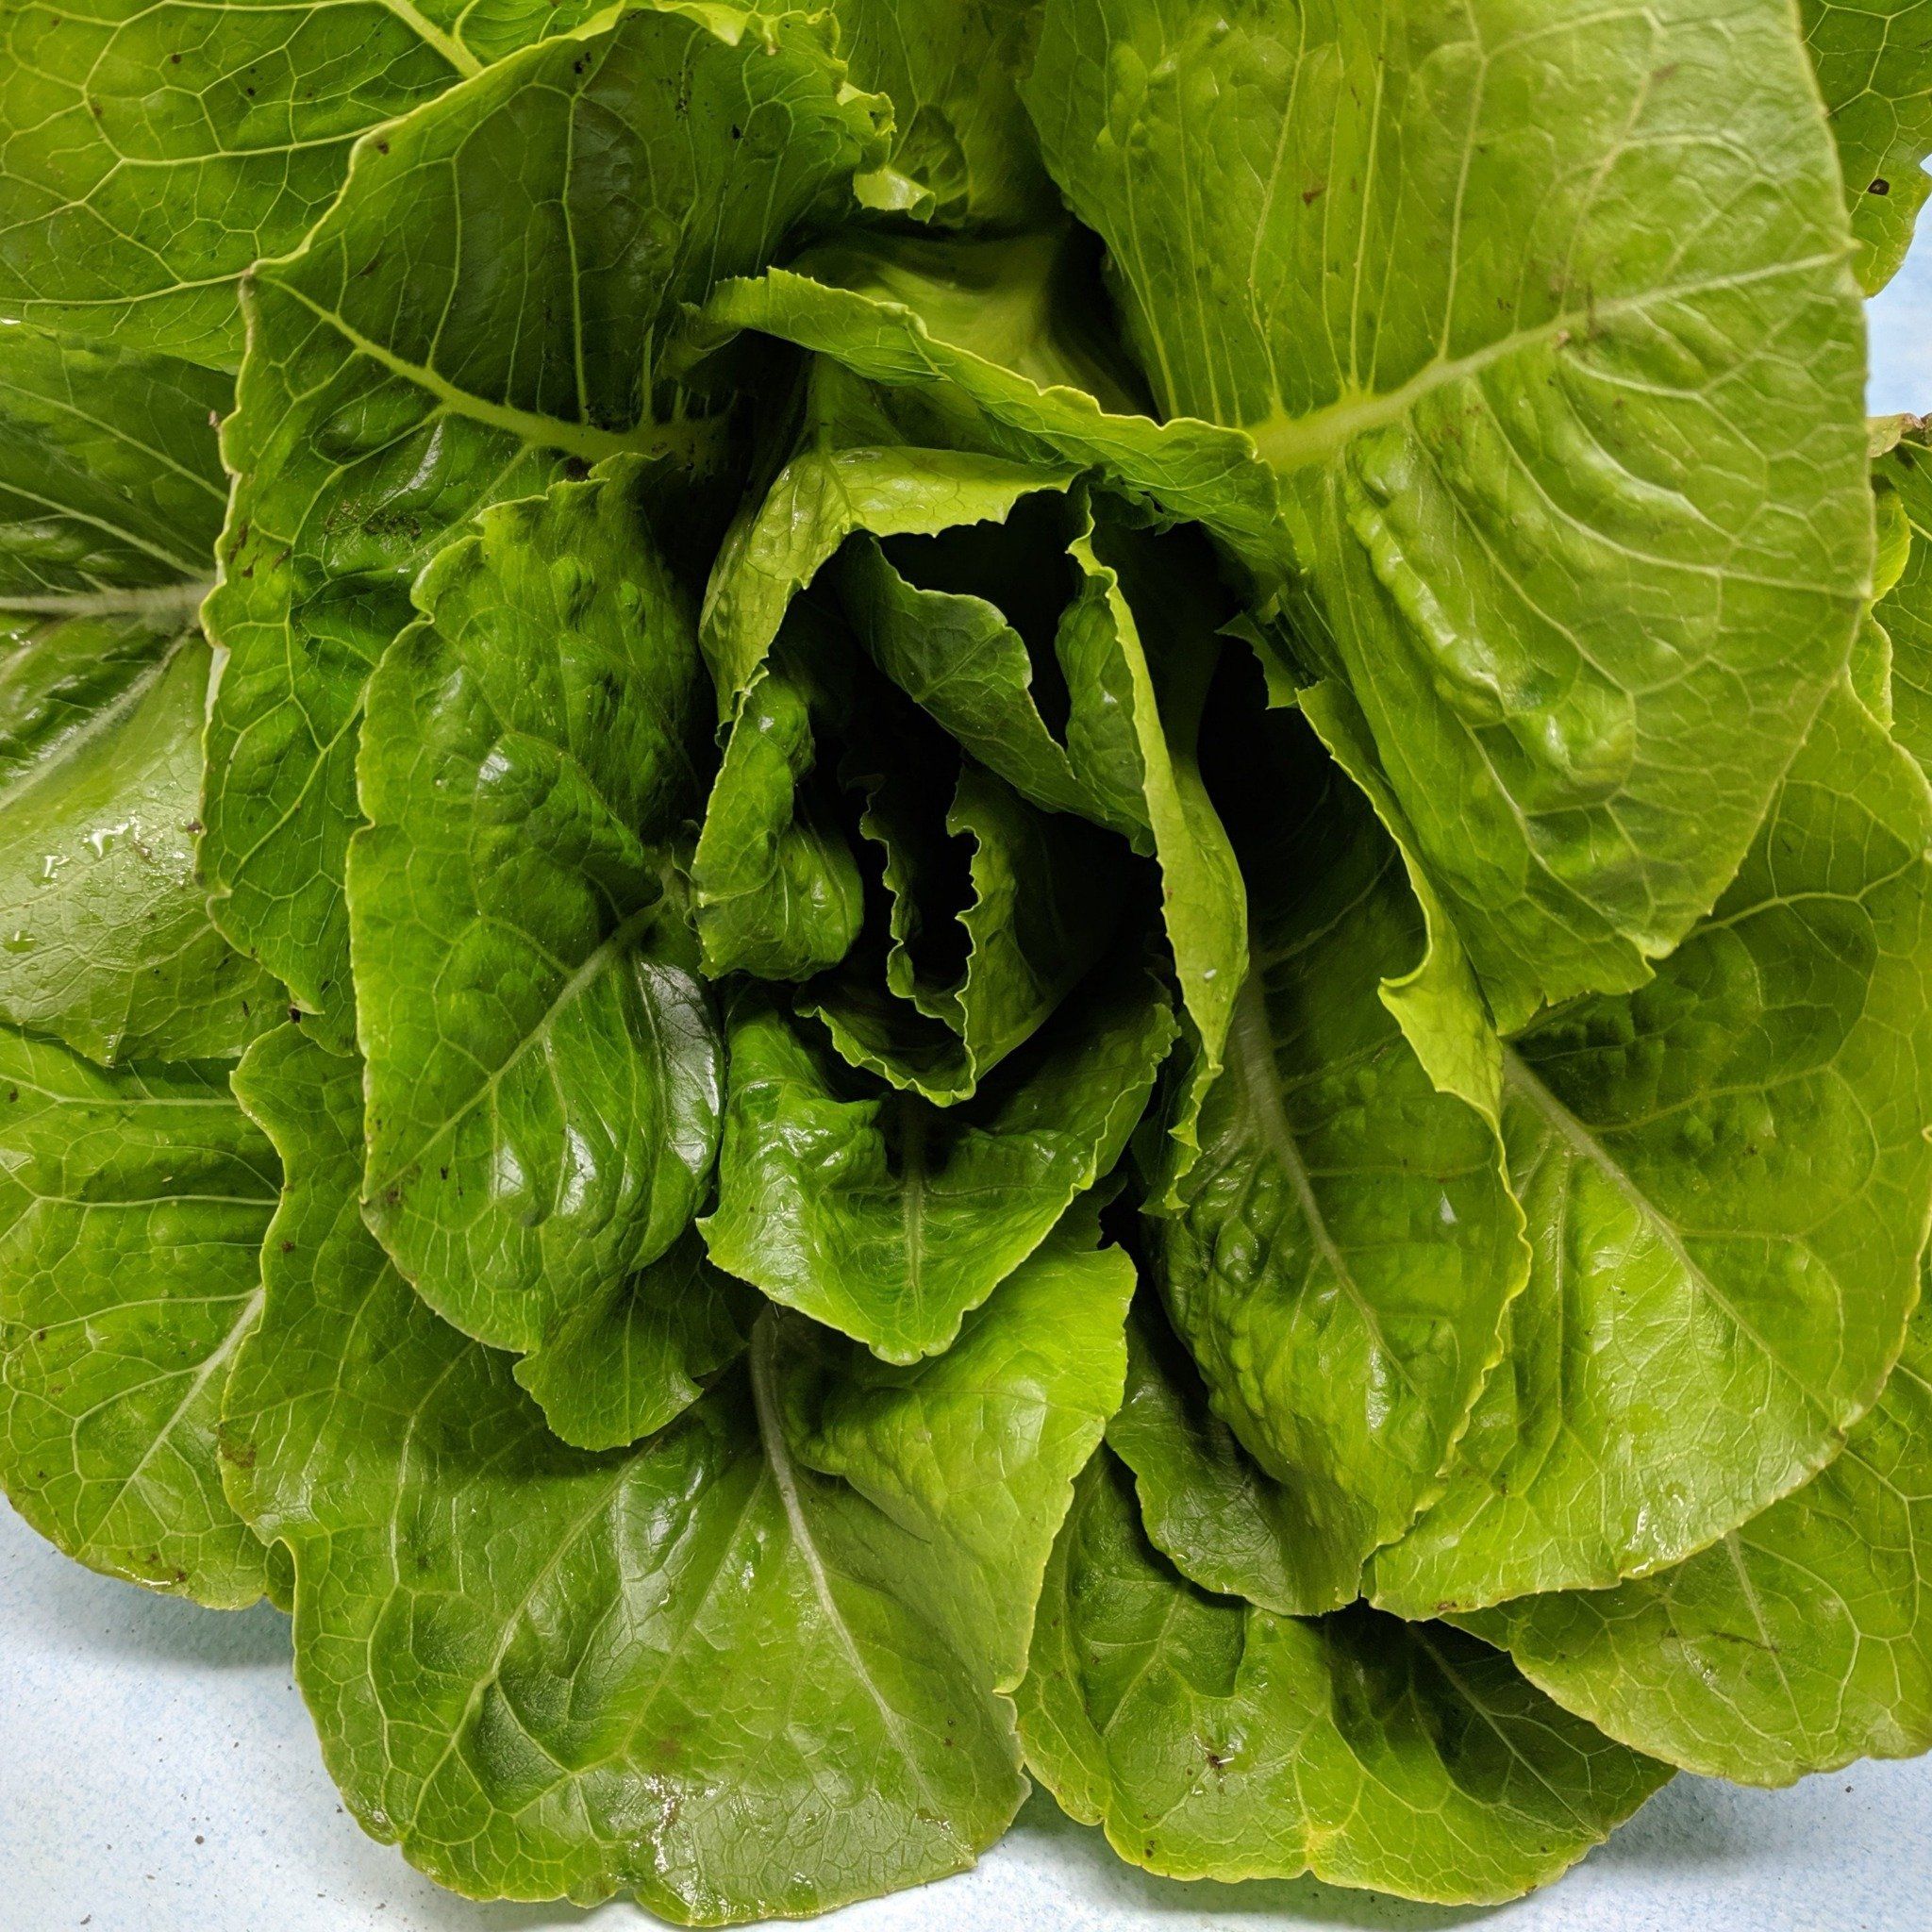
(808, 754, 1126, 1103)
(827, 0, 1058, 223)
(349, 469, 722, 1426)
(0, 328, 275, 1061)
(224, 1023, 1133, 1923)
(1023, 0, 1871, 1031)
(1802, 0, 1932, 291)
(1017, 1451, 1672, 1905)
(1375, 679, 1932, 1614)
(1459, 1284, 1932, 1787)
(700, 434, 1073, 724)
(1295, 678, 1502, 1124)
(0, 0, 611, 361)
(1154, 701, 1525, 1602)
(842, 490, 1245, 1166)
(704, 958, 1174, 1361)
(838, 490, 1147, 841)
(0, 1025, 277, 1605)
(201, 6, 883, 1041)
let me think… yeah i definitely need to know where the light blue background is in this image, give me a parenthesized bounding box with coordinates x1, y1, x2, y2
(5, 184, 1932, 1932)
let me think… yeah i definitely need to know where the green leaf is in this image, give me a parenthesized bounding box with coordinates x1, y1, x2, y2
(1109, 1296, 1359, 1616)
(828, 0, 1058, 223)
(704, 957, 1174, 1360)
(350, 468, 723, 1406)
(508, 1227, 762, 1456)
(0, 0, 613, 361)
(1375, 678, 1932, 1614)
(1459, 1282, 1932, 1786)
(1802, 0, 1932, 291)
(700, 231, 1292, 579)
(838, 489, 1145, 839)
(225, 1019, 1132, 1922)
(701, 427, 1072, 723)
(0, 327, 276, 1060)
(1296, 678, 1502, 1124)
(1023, 0, 1872, 1030)
(691, 606, 870, 982)
(0, 1024, 277, 1606)
(1017, 1450, 1671, 1905)
(201, 5, 882, 1040)
(1155, 701, 1525, 1599)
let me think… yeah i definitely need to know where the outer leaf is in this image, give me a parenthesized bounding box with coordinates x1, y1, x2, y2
(1024, 0, 1872, 1029)
(202, 6, 882, 1040)
(1156, 702, 1525, 1598)
(1109, 1297, 1357, 1615)
(1803, 0, 1932, 291)
(1459, 1286, 1932, 1787)
(1375, 679, 1932, 1614)
(0, 0, 609, 360)
(350, 469, 722, 1398)
(704, 959, 1174, 1360)
(0, 1025, 276, 1605)
(1018, 1451, 1671, 1905)
(0, 328, 275, 1060)
(225, 1019, 1132, 1923)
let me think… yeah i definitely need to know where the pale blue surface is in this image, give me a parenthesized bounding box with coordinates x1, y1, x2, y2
(8, 208, 1932, 1932)
(1869, 175, 1932, 416)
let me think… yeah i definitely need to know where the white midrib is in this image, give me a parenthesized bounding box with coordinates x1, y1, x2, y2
(1246, 251, 1844, 476)
(747, 1319, 967, 1851)
(376, 0, 483, 77)
(897, 1093, 929, 1327)
(1500, 1046, 1830, 1419)
(0, 581, 210, 622)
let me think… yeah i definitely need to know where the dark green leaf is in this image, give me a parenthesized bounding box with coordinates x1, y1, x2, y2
(0, 1025, 276, 1605)
(350, 468, 722, 1412)
(225, 1018, 1133, 1922)
(0, 328, 275, 1059)
(0, 0, 609, 360)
